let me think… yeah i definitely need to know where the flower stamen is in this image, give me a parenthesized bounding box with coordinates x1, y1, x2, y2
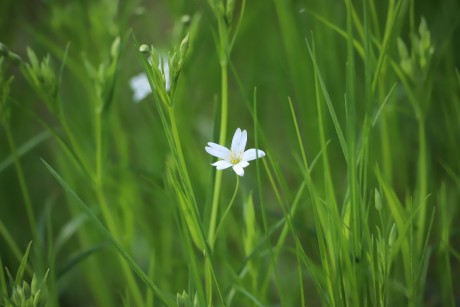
(231, 157, 239, 164)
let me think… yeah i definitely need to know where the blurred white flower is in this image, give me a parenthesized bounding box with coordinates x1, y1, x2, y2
(130, 72, 151, 102)
(129, 55, 170, 103)
(160, 56, 171, 92)
(205, 128, 266, 176)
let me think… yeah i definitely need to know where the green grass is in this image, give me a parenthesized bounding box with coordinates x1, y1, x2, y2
(1, 0, 460, 306)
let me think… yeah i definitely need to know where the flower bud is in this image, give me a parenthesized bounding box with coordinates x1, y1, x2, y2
(216, 0, 225, 16)
(23, 280, 31, 297)
(177, 290, 190, 305)
(388, 223, 397, 248)
(226, 0, 236, 23)
(179, 33, 190, 58)
(374, 188, 382, 211)
(33, 289, 42, 306)
(110, 36, 120, 59)
(139, 44, 150, 54)
(13, 285, 24, 304)
(31, 273, 38, 295)
(181, 14, 191, 26)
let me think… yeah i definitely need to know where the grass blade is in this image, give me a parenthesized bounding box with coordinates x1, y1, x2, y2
(41, 159, 175, 306)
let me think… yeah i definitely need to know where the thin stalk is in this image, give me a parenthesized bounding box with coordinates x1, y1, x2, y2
(59, 112, 95, 182)
(255, 96, 287, 305)
(345, 0, 360, 304)
(93, 108, 144, 306)
(95, 109, 103, 183)
(416, 121, 427, 253)
(93, 171, 144, 307)
(439, 184, 455, 306)
(208, 62, 228, 248)
(296, 242, 306, 307)
(213, 176, 239, 246)
(378, 96, 393, 182)
(43, 160, 175, 306)
(168, 107, 198, 209)
(288, 98, 336, 306)
(5, 126, 38, 242)
(54, 150, 114, 307)
(168, 105, 215, 266)
(311, 34, 338, 210)
(168, 104, 225, 306)
(229, 0, 247, 51)
(0, 257, 6, 298)
(0, 219, 32, 274)
(206, 54, 229, 306)
(370, 0, 400, 94)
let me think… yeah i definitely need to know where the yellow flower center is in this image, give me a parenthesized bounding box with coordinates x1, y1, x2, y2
(230, 152, 241, 165)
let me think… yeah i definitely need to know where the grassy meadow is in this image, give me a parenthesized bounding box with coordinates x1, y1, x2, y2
(1, 0, 460, 306)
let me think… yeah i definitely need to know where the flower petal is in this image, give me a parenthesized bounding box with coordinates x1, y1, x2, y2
(232, 164, 245, 176)
(230, 128, 242, 153)
(130, 73, 152, 102)
(159, 55, 170, 92)
(237, 160, 250, 168)
(238, 130, 247, 153)
(242, 149, 266, 161)
(212, 160, 233, 170)
(206, 143, 231, 160)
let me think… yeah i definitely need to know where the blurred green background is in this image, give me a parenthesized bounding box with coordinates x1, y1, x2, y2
(1, 0, 460, 306)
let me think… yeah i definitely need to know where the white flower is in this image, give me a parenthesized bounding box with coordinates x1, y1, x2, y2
(205, 128, 266, 176)
(160, 55, 171, 92)
(130, 72, 151, 102)
(129, 55, 170, 103)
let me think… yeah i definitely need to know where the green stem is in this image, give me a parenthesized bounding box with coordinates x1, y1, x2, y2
(207, 27, 229, 303)
(60, 112, 95, 182)
(213, 175, 239, 246)
(208, 61, 228, 244)
(95, 189, 144, 306)
(95, 109, 103, 183)
(416, 120, 427, 252)
(169, 106, 225, 305)
(5, 125, 38, 242)
(93, 109, 144, 306)
(168, 107, 197, 207)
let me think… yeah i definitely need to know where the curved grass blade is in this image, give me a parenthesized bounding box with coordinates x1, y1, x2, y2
(0, 130, 50, 173)
(0, 221, 32, 275)
(41, 159, 175, 306)
(15, 241, 32, 285)
(57, 241, 110, 278)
